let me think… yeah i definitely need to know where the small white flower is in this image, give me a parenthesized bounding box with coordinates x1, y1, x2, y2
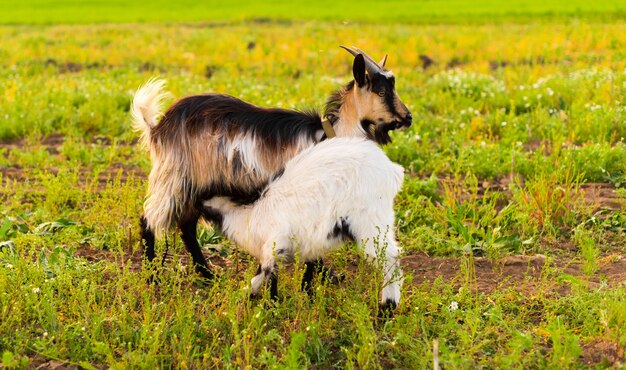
(501, 121, 507, 126)
(449, 301, 459, 311)
(32, 288, 40, 294)
(43, 332, 48, 337)
(589, 104, 602, 111)
(81, 327, 86, 331)
(5, 263, 13, 269)
(547, 87, 554, 96)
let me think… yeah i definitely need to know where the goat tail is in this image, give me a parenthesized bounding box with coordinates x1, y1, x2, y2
(131, 78, 168, 148)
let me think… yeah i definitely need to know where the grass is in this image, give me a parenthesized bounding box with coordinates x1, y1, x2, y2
(1, 0, 625, 24)
(1, 4, 626, 369)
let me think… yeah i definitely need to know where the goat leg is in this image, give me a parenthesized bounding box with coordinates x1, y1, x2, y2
(179, 213, 214, 281)
(250, 263, 278, 301)
(301, 259, 321, 294)
(140, 215, 156, 261)
(301, 259, 345, 295)
(314, 259, 345, 285)
(268, 265, 278, 301)
(140, 215, 158, 283)
(378, 299, 397, 319)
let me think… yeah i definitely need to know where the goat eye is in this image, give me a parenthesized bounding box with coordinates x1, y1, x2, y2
(378, 91, 386, 97)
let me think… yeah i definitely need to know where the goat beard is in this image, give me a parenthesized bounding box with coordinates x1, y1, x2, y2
(361, 119, 397, 145)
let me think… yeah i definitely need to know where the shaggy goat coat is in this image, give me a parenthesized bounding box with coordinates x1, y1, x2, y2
(131, 48, 412, 281)
(203, 137, 404, 306)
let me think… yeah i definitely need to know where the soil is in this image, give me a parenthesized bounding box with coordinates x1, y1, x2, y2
(0, 135, 144, 191)
(402, 252, 626, 294)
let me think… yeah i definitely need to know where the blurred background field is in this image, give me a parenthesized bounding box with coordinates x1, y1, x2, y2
(0, 1, 625, 368)
(1, 0, 625, 24)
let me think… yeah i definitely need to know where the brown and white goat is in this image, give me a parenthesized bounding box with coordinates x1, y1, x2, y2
(131, 47, 412, 280)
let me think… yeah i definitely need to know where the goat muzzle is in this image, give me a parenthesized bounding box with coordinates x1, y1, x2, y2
(395, 112, 412, 130)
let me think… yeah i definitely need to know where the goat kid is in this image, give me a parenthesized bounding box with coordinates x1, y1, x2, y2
(202, 137, 404, 311)
(131, 46, 412, 281)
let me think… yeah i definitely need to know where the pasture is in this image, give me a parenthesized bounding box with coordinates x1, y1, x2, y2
(1, 2, 625, 368)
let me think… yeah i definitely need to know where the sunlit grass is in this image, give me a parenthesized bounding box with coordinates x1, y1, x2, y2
(0, 15, 625, 369)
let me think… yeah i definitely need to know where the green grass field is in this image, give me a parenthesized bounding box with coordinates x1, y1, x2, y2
(1, 0, 625, 24)
(1, 2, 625, 368)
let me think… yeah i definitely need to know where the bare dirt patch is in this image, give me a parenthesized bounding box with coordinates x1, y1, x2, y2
(1, 163, 145, 192)
(441, 174, 624, 213)
(40, 133, 66, 147)
(1, 134, 147, 190)
(402, 253, 626, 294)
(0, 165, 26, 183)
(24, 354, 105, 370)
(582, 183, 625, 212)
(580, 338, 625, 367)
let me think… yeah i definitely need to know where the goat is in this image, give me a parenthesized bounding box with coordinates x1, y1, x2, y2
(202, 137, 404, 311)
(131, 46, 412, 280)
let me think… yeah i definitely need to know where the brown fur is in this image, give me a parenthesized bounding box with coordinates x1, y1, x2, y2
(132, 52, 411, 236)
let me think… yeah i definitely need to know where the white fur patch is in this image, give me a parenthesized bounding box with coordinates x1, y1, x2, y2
(250, 273, 265, 295)
(210, 137, 404, 305)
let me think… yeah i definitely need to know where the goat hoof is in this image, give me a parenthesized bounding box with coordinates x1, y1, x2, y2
(378, 299, 397, 319)
(144, 267, 160, 286)
(319, 266, 344, 285)
(197, 277, 213, 287)
(197, 270, 215, 281)
(195, 266, 215, 284)
(146, 275, 158, 286)
(327, 270, 345, 285)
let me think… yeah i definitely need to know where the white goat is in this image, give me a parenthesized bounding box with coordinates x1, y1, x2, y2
(202, 137, 404, 310)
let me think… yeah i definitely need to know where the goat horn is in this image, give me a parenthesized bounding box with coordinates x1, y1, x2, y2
(379, 54, 388, 68)
(340, 45, 382, 76)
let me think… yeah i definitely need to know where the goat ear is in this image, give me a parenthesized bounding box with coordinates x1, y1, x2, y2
(353, 54, 366, 87)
